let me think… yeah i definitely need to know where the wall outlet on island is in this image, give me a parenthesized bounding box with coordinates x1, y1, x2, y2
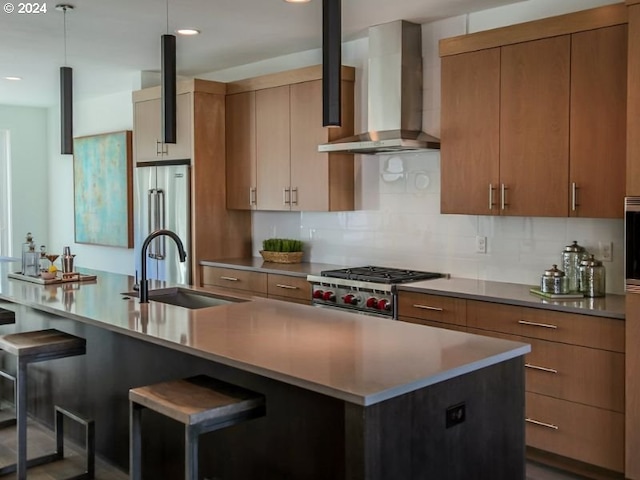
(599, 241, 613, 262)
(476, 236, 487, 254)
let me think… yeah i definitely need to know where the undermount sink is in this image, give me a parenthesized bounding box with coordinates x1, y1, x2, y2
(122, 287, 245, 310)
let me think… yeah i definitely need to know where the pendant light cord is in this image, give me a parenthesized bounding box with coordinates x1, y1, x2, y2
(63, 6, 68, 66)
(166, 0, 169, 34)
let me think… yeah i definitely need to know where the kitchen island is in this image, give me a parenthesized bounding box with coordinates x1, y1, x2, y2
(0, 265, 529, 479)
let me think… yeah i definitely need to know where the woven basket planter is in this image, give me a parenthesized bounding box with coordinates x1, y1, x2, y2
(259, 250, 304, 264)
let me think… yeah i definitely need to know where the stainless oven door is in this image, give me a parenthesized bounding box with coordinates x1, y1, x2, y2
(311, 302, 396, 320)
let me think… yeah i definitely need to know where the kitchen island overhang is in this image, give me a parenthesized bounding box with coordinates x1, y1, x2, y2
(0, 266, 530, 479)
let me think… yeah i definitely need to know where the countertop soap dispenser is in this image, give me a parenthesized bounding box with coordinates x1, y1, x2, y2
(21, 233, 39, 277)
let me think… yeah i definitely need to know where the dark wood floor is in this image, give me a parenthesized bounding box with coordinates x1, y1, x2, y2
(0, 412, 587, 480)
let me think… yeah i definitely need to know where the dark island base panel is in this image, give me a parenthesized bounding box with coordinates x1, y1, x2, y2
(6, 304, 524, 480)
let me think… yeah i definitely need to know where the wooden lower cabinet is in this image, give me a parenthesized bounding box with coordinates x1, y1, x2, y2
(398, 291, 625, 474)
(526, 392, 624, 473)
(201, 266, 311, 305)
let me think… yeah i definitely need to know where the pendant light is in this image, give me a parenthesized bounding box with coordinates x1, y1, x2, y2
(162, 0, 176, 144)
(56, 4, 74, 155)
(322, 0, 341, 127)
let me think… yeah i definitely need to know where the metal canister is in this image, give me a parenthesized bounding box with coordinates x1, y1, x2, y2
(541, 264, 569, 294)
(561, 240, 588, 292)
(579, 255, 606, 297)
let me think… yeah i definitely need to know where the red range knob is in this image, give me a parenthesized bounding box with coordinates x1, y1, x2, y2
(343, 294, 360, 305)
(313, 289, 324, 299)
(322, 291, 336, 302)
(377, 299, 391, 311)
(366, 297, 378, 308)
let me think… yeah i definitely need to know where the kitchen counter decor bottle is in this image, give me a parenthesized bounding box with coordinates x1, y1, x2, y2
(21, 233, 39, 277)
(561, 240, 588, 292)
(579, 254, 606, 297)
(540, 264, 569, 294)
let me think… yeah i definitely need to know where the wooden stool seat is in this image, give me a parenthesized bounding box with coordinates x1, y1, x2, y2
(129, 375, 265, 480)
(0, 328, 86, 360)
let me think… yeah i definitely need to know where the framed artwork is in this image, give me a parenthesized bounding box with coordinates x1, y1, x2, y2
(73, 130, 133, 248)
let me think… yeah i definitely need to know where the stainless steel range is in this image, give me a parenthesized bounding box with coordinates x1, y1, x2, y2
(307, 266, 444, 319)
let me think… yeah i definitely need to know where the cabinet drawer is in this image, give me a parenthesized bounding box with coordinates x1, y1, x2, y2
(526, 392, 624, 473)
(399, 316, 467, 333)
(201, 266, 267, 294)
(267, 274, 311, 302)
(467, 327, 624, 412)
(397, 292, 466, 327)
(467, 300, 624, 352)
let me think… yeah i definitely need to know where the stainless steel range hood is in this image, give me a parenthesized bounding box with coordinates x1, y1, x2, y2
(318, 20, 440, 155)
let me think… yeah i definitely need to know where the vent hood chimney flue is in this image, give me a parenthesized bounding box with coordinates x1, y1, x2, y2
(318, 20, 440, 155)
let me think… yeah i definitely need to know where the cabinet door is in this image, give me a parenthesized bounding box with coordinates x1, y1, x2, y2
(290, 80, 330, 211)
(570, 25, 626, 218)
(164, 92, 192, 160)
(256, 86, 291, 211)
(500, 36, 570, 217)
(226, 92, 257, 210)
(441, 48, 500, 215)
(134, 98, 161, 163)
(134, 94, 192, 163)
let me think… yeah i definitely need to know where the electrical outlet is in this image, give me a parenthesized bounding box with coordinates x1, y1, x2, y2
(446, 402, 466, 428)
(476, 236, 487, 254)
(599, 242, 613, 262)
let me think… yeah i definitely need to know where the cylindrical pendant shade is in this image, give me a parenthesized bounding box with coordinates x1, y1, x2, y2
(60, 66, 73, 155)
(162, 34, 177, 144)
(322, 0, 341, 127)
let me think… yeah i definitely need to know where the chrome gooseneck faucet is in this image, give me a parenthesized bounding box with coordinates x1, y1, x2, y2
(139, 229, 187, 303)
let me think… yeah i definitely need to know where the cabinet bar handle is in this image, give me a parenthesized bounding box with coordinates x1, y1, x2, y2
(412, 304, 444, 312)
(220, 276, 239, 282)
(518, 320, 557, 329)
(500, 184, 508, 210)
(155, 140, 162, 156)
(571, 182, 578, 211)
(292, 187, 298, 205)
(283, 188, 291, 205)
(526, 418, 558, 430)
(249, 187, 257, 206)
(276, 284, 299, 290)
(525, 363, 558, 374)
(489, 184, 495, 210)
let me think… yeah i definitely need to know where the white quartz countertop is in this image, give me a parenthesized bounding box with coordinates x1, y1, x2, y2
(0, 265, 529, 406)
(398, 277, 625, 319)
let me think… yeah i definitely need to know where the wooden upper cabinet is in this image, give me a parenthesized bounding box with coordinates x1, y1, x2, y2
(290, 79, 354, 212)
(441, 48, 500, 215)
(570, 25, 626, 218)
(226, 91, 257, 210)
(256, 85, 291, 211)
(628, 5, 640, 195)
(500, 36, 570, 217)
(134, 93, 192, 163)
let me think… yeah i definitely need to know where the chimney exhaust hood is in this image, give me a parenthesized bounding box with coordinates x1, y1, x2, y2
(318, 20, 440, 155)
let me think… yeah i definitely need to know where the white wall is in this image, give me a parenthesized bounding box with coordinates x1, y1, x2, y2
(47, 89, 135, 275)
(0, 105, 49, 256)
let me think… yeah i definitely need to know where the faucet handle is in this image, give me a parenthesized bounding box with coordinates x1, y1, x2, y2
(132, 270, 140, 291)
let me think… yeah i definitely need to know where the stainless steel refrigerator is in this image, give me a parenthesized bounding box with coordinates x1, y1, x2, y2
(134, 163, 190, 285)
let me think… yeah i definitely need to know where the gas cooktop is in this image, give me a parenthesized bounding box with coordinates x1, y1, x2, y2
(320, 266, 443, 284)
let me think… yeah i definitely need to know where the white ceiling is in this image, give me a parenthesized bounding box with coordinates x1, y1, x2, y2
(0, 0, 523, 108)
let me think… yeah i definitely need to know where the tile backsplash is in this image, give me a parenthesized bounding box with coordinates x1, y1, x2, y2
(253, 152, 625, 294)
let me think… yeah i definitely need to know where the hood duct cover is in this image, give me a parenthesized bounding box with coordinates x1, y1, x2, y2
(318, 20, 440, 155)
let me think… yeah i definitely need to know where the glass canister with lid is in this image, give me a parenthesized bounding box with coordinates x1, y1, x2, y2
(579, 254, 606, 297)
(541, 264, 569, 294)
(561, 240, 588, 292)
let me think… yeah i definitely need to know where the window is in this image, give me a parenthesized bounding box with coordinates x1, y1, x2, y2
(0, 130, 11, 257)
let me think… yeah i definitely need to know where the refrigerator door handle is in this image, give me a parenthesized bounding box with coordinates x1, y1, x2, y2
(148, 189, 158, 259)
(156, 189, 166, 260)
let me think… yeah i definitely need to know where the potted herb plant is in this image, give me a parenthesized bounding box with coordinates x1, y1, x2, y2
(260, 238, 304, 264)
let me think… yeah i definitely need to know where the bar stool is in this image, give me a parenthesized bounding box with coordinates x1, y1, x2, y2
(129, 375, 266, 480)
(0, 329, 89, 480)
(0, 308, 17, 429)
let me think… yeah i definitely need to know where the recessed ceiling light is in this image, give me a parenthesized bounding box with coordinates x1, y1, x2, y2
(175, 29, 200, 36)
(4, 76, 22, 81)
(284, 0, 311, 3)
